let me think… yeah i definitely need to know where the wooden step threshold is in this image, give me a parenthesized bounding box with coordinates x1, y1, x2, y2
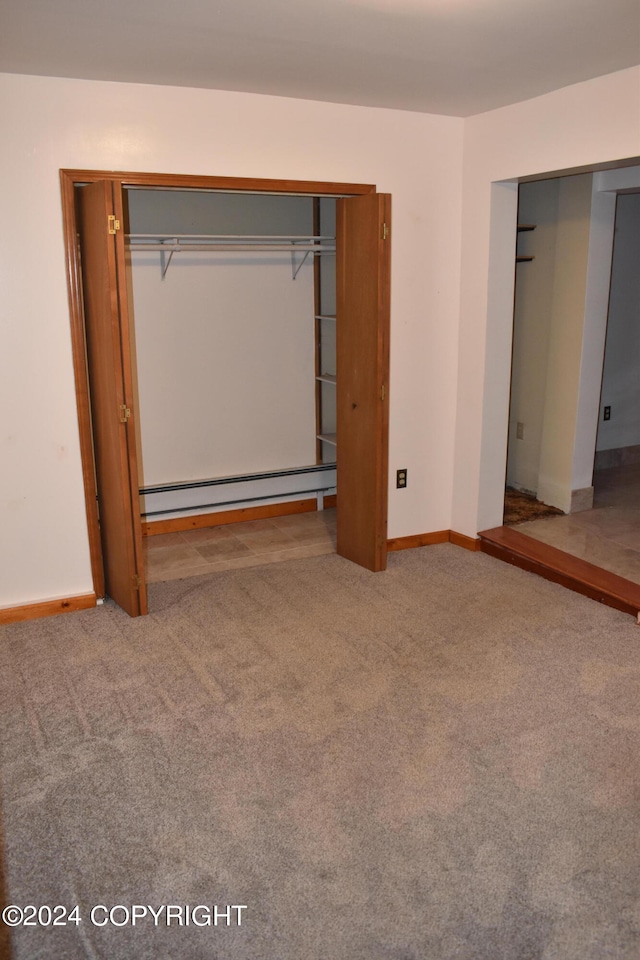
(479, 526, 640, 620)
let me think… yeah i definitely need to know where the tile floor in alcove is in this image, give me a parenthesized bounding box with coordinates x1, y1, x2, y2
(513, 464, 640, 584)
(144, 508, 337, 583)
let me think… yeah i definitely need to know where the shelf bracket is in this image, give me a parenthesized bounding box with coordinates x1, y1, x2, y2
(160, 242, 177, 280)
(291, 247, 312, 281)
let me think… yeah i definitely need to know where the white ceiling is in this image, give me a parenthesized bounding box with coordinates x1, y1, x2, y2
(1, 0, 639, 117)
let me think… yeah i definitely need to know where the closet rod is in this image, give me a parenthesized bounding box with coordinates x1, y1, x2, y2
(127, 234, 335, 240)
(128, 243, 336, 252)
(127, 233, 336, 251)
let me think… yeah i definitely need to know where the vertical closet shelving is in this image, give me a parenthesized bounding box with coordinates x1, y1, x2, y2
(313, 198, 338, 462)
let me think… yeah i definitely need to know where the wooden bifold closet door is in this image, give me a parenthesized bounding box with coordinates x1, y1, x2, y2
(336, 192, 391, 572)
(77, 180, 147, 617)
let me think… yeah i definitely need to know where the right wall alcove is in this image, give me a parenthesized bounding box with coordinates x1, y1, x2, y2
(507, 173, 595, 514)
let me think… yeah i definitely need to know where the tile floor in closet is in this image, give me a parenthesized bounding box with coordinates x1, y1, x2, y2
(144, 509, 337, 583)
(513, 463, 640, 583)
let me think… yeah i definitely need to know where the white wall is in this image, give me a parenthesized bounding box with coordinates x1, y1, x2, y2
(454, 67, 640, 536)
(571, 178, 618, 486)
(131, 250, 317, 482)
(596, 192, 640, 452)
(507, 179, 560, 494)
(126, 189, 315, 236)
(127, 190, 317, 486)
(0, 72, 463, 608)
(536, 174, 593, 512)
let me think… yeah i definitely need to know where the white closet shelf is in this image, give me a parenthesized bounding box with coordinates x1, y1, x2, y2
(127, 233, 336, 251)
(127, 234, 336, 279)
(317, 433, 337, 446)
(316, 374, 336, 385)
(315, 314, 336, 321)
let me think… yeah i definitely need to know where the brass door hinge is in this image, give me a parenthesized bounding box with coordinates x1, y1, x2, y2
(119, 404, 131, 423)
(382, 223, 389, 240)
(132, 574, 142, 590)
(380, 384, 386, 401)
(108, 215, 121, 234)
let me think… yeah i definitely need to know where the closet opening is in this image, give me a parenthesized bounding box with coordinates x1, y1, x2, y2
(61, 171, 391, 617)
(125, 188, 338, 532)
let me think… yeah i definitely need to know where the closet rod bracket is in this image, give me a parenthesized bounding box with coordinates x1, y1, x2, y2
(291, 248, 312, 280)
(160, 243, 176, 280)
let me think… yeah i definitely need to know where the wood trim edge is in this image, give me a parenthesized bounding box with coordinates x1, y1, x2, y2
(143, 495, 337, 537)
(387, 530, 481, 552)
(387, 530, 450, 551)
(0, 593, 97, 626)
(479, 525, 640, 618)
(60, 169, 377, 196)
(449, 530, 482, 551)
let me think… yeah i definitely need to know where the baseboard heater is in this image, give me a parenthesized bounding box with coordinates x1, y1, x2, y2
(140, 464, 337, 520)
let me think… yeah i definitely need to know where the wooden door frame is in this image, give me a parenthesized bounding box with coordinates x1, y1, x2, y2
(60, 169, 383, 598)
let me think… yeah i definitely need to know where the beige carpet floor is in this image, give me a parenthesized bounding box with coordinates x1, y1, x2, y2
(1, 545, 640, 959)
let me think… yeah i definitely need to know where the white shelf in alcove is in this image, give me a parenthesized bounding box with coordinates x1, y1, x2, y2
(516, 223, 536, 261)
(317, 433, 337, 446)
(315, 314, 336, 321)
(316, 374, 336, 385)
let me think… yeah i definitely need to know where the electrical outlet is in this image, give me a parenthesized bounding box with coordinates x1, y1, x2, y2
(516, 422, 525, 440)
(603, 406, 611, 421)
(396, 468, 407, 489)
